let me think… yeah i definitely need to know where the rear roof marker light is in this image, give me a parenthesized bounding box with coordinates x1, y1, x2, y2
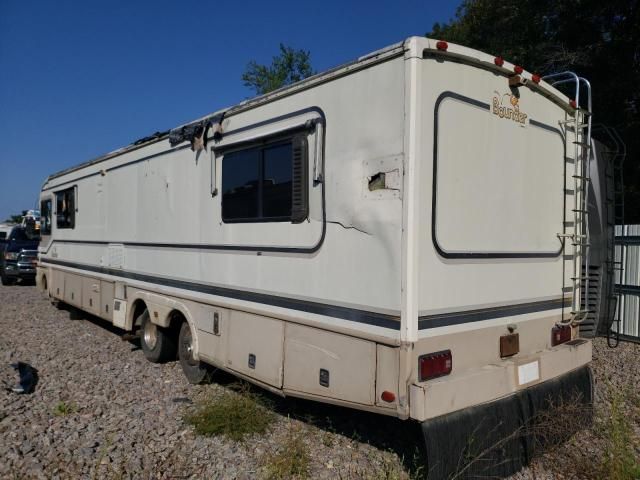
(570, 99, 578, 109)
(514, 65, 523, 74)
(494, 56, 504, 67)
(531, 73, 541, 84)
(436, 40, 448, 51)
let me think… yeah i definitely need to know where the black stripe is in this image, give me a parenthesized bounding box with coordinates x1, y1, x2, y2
(45, 237, 321, 253)
(40, 258, 401, 330)
(40, 258, 568, 331)
(431, 91, 564, 259)
(418, 298, 569, 329)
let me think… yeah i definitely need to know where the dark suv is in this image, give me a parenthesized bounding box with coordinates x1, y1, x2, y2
(0, 226, 40, 285)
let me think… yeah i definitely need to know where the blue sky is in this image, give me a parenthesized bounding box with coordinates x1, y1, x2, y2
(0, 0, 460, 221)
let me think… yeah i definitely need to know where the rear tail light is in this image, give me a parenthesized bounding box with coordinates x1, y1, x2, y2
(419, 350, 452, 381)
(435, 40, 448, 51)
(551, 325, 572, 346)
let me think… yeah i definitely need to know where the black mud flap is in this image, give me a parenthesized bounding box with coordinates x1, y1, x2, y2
(421, 366, 593, 479)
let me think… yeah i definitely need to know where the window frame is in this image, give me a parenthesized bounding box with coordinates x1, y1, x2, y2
(40, 197, 53, 236)
(220, 135, 303, 224)
(54, 185, 77, 230)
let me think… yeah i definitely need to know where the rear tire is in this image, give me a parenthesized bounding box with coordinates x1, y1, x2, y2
(139, 310, 177, 363)
(1, 274, 14, 286)
(178, 321, 211, 384)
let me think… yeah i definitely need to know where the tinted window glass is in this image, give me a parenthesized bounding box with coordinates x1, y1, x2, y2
(10, 228, 28, 241)
(222, 148, 260, 221)
(56, 187, 75, 229)
(263, 143, 293, 218)
(221, 139, 298, 222)
(41, 199, 52, 235)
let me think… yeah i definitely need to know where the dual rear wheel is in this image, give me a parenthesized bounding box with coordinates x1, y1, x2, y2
(138, 309, 211, 384)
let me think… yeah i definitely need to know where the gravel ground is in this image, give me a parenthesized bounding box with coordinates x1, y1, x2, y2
(0, 282, 638, 479)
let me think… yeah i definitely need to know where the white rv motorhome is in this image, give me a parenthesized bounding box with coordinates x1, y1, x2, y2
(38, 37, 596, 478)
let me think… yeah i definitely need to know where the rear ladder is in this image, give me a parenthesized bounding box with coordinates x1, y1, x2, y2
(543, 72, 593, 325)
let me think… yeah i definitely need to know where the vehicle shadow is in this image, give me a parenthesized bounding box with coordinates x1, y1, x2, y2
(210, 369, 428, 476)
(57, 302, 142, 351)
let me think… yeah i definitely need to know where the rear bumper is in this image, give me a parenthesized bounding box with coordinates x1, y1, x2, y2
(421, 365, 593, 479)
(410, 338, 592, 421)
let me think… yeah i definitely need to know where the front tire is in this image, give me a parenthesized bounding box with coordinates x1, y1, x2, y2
(139, 310, 177, 363)
(178, 321, 211, 384)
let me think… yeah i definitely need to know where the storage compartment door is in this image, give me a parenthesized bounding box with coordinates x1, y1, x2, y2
(227, 311, 284, 388)
(283, 324, 376, 405)
(63, 273, 82, 307)
(82, 277, 100, 315)
(100, 281, 115, 321)
(51, 269, 65, 299)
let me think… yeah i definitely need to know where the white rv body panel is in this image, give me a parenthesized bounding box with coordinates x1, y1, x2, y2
(416, 42, 569, 321)
(38, 38, 592, 428)
(40, 55, 406, 341)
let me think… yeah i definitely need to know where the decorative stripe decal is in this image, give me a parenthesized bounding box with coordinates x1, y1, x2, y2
(418, 297, 569, 329)
(40, 258, 400, 330)
(529, 118, 562, 135)
(41, 107, 328, 256)
(41, 258, 565, 331)
(431, 91, 565, 259)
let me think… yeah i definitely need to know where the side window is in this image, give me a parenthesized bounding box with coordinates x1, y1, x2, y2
(40, 198, 52, 235)
(55, 187, 76, 229)
(221, 135, 308, 223)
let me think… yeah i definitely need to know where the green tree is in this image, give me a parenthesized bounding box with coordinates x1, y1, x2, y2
(242, 44, 314, 96)
(5, 211, 25, 224)
(428, 0, 640, 221)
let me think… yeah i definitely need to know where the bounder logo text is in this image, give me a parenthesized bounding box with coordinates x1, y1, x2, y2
(492, 92, 528, 125)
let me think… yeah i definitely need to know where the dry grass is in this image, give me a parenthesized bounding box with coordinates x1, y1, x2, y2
(447, 391, 593, 479)
(52, 400, 79, 416)
(184, 386, 275, 441)
(262, 429, 311, 479)
(598, 387, 640, 480)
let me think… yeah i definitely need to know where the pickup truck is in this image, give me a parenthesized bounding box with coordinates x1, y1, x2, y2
(0, 226, 40, 285)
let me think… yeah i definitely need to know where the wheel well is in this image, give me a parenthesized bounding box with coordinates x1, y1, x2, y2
(131, 300, 148, 327)
(168, 309, 187, 331)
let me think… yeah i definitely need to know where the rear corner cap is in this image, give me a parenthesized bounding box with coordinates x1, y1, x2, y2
(404, 36, 424, 58)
